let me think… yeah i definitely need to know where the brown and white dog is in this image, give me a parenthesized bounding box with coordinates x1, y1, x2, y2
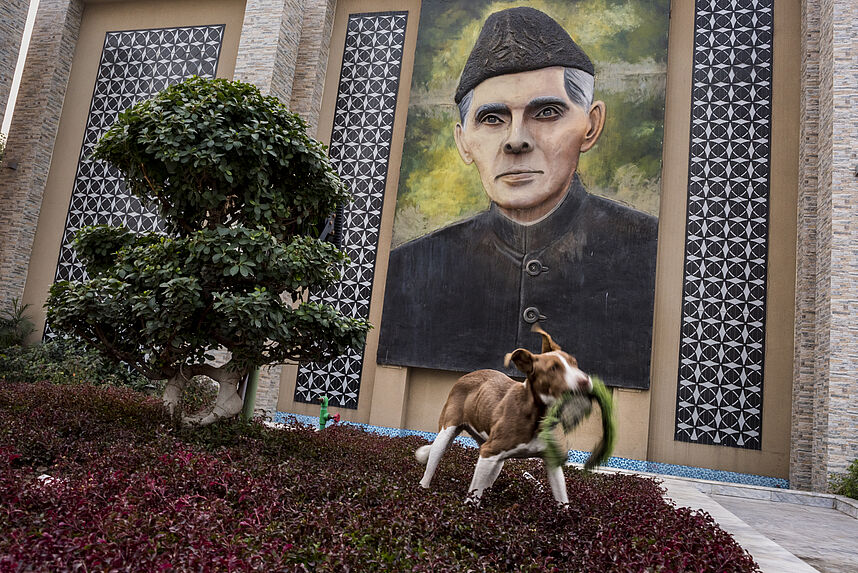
(415, 327, 592, 504)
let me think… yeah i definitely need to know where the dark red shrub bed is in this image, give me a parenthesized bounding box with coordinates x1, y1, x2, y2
(0, 382, 759, 572)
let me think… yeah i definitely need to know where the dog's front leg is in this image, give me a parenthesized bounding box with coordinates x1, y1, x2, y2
(467, 455, 504, 503)
(545, 462, 569, 505)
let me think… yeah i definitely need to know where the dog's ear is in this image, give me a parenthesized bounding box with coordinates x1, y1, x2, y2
(505, 348, 534, 375)
(531, 324, 561, 353)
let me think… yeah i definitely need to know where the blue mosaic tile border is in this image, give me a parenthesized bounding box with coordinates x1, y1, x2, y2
(272, 411, 789, 489)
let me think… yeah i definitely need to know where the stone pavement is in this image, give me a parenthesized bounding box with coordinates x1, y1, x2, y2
(713, 494, 858, 573)
(586, 463, 858, 572)
(659, 476, 858, 573)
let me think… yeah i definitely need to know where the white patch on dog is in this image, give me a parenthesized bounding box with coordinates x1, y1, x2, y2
(467, 455, 506, 502)
(545, 463, 569, 504)
(419, 426, 459, 489)
(548, 351, 591, 392)
(467, 438, 548, 502)
(502, 437, 547, 459)
(539, 393, 557, 405)
(415, 445, 432, 465)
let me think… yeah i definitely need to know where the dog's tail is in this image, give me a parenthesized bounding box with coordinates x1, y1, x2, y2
(415, 444, 432, 465)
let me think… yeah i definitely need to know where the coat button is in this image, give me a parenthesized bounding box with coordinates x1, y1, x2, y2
(523, 307, 546, 324)
(525, 259, 545, 276)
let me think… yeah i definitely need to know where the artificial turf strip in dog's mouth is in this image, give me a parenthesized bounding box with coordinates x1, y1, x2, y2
(539, 375, 616, 470)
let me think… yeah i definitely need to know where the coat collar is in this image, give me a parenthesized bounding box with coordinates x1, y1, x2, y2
(485, 173, 589, 254)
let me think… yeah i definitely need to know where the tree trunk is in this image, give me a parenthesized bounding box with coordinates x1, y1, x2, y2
(182, 364, 245, 426)
(162, 372, 188, 422)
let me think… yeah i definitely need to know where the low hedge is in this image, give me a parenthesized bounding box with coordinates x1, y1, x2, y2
(0, 382, 760, 572)
(0, 340, 216, 414)
(0, 339, 151, 390)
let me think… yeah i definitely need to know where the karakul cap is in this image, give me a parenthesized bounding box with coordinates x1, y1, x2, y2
(454, 7, 594, 104)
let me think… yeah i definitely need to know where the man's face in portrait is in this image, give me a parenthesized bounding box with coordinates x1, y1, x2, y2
(454, 66, 605, 224)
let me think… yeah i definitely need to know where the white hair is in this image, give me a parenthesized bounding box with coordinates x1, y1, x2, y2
(458, 67, 595, 126)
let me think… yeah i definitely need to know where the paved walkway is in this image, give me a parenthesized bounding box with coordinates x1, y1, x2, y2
(659, 477, 858, 573)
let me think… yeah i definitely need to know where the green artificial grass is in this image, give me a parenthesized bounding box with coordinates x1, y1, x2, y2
(539, 375, 617, 469)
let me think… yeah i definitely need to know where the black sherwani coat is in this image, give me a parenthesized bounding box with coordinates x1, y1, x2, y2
(377, 176, 658, 389)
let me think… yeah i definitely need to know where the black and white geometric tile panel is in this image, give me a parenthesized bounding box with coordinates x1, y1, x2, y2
(53, 25, 225, 287)
(294, 12, 408, 409)
(674, 0, 774, 449)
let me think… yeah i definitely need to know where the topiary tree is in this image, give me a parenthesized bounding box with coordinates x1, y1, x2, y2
(47, 77, 370, 425)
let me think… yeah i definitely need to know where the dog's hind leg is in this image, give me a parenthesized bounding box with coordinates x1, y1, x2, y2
(545, 462, 569, 504)
(419, 426, 461, 488)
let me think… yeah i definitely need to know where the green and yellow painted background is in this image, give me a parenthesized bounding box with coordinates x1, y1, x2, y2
(392, 0, 670, 247)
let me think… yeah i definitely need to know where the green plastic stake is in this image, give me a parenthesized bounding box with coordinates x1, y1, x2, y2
(240, 368, 260, 421)
(319, 396, 331, 430)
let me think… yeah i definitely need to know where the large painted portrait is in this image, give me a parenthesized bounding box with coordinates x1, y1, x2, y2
(377, 1, 669, 389)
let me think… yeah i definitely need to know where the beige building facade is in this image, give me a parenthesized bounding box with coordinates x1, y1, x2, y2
(0, 0, 854, 492)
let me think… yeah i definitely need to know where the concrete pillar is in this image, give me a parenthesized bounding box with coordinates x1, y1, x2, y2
(234, 0, 306, 103)
(0, 0, 29, 129)
(289, 0, 337, 133)
(0, 0, 83, 311)
(792, 0, 858, 492)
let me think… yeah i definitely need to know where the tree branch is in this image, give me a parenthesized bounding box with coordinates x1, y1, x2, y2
(90, 324, 166, 380)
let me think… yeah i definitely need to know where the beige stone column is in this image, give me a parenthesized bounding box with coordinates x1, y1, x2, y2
(792, 0, 858, 492)
(0, 0, 84, 311)
(234, 0, 306, 103)
(234, 0, 339, 418)
(289, 0, 337, 134)
(0, 0, 30, 128)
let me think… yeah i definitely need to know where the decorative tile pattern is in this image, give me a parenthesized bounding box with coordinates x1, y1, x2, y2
(675, 1, 774, 449)
(53, 25, 225, 285)
(272, 411, 791, 489)
(294, 12, 407, 409)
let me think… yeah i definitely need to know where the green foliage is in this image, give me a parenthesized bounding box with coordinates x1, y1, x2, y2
(393, 0, 669, 246)
(0, 299, 35, 349)
(92, 77, 349, 241)
(0, 337, 150, 390)
(46, 77, 371, 387)
(830, 459, 858, 500)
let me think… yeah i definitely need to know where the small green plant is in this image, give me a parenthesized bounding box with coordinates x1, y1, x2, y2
(830, 459, 858, 500)
(0, 299, 35, 348)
